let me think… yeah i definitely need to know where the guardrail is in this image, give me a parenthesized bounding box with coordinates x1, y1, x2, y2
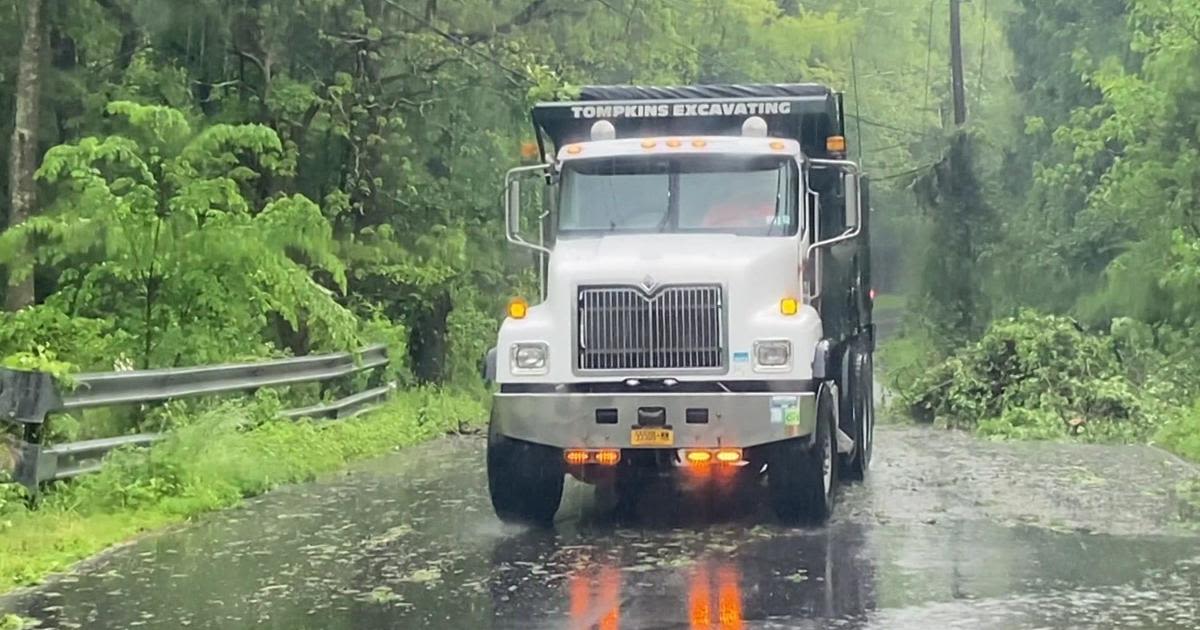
(0, 345, 393, 495)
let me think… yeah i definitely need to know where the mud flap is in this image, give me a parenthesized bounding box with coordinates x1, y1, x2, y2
(836, 428, 855, 454)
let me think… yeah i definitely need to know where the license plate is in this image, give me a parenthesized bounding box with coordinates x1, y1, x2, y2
(631, 428, 674, 446)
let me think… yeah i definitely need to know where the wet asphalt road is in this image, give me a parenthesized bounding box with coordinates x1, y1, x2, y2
(4, 423, 1200, 629)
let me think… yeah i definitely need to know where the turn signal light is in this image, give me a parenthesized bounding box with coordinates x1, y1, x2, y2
(827, 135, 847, 154)
(780, 297, 799, 316)
(507, 297, 528, 320)
(715, 449, 743, 463)
(564, 449, 622, 466)
(685, 450, 713, 464)
(594, 450, 621, 466)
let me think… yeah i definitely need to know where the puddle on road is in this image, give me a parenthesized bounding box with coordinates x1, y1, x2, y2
(4, 436, 1199, 629)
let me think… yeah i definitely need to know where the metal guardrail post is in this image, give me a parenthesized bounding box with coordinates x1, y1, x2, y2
(0, 370, 62, 497)
(13, 429, 44, 497)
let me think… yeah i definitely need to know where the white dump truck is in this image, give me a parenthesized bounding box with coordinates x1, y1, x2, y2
(486, 84, 875, 525)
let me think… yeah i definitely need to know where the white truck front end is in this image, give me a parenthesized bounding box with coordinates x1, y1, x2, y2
(486, 86, 874, 526)
(494, 138, 822, 453)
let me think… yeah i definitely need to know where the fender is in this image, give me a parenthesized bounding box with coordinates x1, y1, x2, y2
(811, 339, 834, 380)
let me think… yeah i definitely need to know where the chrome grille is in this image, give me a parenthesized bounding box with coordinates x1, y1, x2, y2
(577, 284, 724, 371)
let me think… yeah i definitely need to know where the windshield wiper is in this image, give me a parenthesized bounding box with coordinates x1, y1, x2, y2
(764, 167, 787, 237)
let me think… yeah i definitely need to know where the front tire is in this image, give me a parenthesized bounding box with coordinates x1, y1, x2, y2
(487, 412, 564, 526)
(769, 384, 838, 524)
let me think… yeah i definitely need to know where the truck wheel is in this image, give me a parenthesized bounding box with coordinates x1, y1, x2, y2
(840, 351, 874, 481)
(769, 384, 838, 524)
(487, 413, 564, 526)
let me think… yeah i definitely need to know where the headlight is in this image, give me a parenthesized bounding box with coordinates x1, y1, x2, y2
(511, 342, 549, 374)
(754, 340, 792, 369)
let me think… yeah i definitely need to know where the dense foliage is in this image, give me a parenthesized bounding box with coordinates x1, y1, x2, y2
(878, 0, 1200, 462)
(0, 0, 1004, 384)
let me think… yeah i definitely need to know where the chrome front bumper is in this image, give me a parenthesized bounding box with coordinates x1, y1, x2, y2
(491, 390, 817, 449)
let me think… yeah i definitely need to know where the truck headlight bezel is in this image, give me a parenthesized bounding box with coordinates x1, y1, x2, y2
(753, 339, 792, 371)
(510, 342, 549, 375)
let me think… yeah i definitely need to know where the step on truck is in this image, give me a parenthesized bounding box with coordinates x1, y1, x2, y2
(486, 84, 875, 525)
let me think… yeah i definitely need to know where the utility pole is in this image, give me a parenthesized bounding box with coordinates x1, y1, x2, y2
(949, 0, 967, 125)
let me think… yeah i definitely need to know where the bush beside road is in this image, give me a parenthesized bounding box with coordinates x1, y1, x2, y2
(882, 309, 1200, 465)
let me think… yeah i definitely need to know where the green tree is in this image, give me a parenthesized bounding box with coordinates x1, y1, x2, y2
(0, 101, 356, 367)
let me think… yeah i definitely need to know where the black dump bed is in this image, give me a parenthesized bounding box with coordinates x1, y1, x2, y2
(532, 83, 844, 157)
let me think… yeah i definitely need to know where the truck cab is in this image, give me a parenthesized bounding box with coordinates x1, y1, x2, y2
(487, 84, 874, 525)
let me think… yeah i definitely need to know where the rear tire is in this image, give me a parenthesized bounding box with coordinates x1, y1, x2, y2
(487, 412, 564, 527)
(840, 350, 874, 481)
(769, 384, 838, 524)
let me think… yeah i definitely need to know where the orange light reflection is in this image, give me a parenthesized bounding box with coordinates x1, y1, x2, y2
(689, 562, 745, 630)
(567, 564, 622, 630)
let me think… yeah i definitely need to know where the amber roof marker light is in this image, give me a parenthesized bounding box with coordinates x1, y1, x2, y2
(826, 135, 847, 156)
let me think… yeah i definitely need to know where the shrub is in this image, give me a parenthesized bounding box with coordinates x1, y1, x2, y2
(899, 310, 1148, 438)
(1154, 400, 1200, 462)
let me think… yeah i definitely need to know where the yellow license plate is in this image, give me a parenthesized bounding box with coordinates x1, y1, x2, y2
(631, 428, 674, 446)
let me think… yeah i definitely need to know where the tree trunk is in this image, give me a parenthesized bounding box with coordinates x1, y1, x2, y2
(949, 0, 968, 126)
(6, 0, 45, 311)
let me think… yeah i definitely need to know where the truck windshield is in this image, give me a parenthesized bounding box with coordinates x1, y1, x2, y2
(558, 155, 799, 236)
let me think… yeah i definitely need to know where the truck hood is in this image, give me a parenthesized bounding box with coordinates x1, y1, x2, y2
(548, 234, 801, 298)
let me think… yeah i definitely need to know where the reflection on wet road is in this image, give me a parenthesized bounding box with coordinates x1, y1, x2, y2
(3, 426, 1199, 629)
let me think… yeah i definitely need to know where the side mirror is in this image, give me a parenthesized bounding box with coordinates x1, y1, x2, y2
(504, 164, 552, 256)
(843, 171, 860, 232)
(506, 177, 522, 235)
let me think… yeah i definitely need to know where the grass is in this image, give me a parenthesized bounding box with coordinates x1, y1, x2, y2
(0, 389, 486, 594)
(1154, 401, 1200, 463)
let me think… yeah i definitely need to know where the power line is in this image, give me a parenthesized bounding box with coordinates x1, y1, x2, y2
(850, 43, 865, 167)
(384, 0, 532, 88)
(846, 113, 931, 138)
(876, 162, 937, 182)
(588, 0, 743, 80)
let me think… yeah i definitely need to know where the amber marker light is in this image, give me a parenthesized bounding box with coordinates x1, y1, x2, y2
(826, 135, 848, 154)
(520, 141, 539, 160)
(641, 139, 657, 149)
(507, 297, 529, 319)
(715, 449, 743, 464)
(564, 450, 590, 465)
(686, 450, 713, 464)
(770, 141, 786, 151)
(780, 297, 799, 316)
(666, 138, 683, 148)
(692, 139, 708, 148)
(595, 450, 621, 466)
(566, 144, 583, 155)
